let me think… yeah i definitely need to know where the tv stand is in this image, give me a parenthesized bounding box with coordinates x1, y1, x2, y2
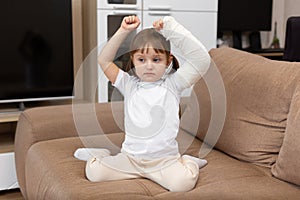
(0, 107, 21, 190)
(244, 48, 284, 60)
(0, 102, 26, 119)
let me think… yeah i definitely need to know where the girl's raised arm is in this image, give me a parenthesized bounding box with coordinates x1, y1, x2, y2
(98, 16, 140, 84)
(154, 17, 210, 88)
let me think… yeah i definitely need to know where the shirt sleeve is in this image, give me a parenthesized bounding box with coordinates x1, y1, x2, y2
(112, 70, 126, 96)
(160, 16, 211, 89)
(112, 70, 136, 96)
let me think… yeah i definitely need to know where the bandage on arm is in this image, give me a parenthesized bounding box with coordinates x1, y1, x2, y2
(160, 16, 211, 88)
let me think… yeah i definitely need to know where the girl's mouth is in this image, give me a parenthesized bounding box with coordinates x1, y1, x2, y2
(144, 73, 155, 75)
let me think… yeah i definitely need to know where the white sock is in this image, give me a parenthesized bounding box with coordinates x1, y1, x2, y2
(182, 155, 207, 169)
(74, 148, 110, 161)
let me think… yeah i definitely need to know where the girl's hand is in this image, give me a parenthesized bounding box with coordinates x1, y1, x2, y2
(121, 15, 140, 31)
(153, 19, 164, 31)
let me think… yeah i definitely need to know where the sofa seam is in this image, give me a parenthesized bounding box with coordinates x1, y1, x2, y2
(135, 179, 163, 198)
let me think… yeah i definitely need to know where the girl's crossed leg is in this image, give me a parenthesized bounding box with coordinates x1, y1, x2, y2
(84, 150, 200, 192)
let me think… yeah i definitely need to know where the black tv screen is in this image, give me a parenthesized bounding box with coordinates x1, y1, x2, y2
(218, 0, 273, 31)
(0, 0, 74, 103)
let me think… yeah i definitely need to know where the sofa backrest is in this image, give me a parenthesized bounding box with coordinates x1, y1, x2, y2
(184, 47, 300, 169)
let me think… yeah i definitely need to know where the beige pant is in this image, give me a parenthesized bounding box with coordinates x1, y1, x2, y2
(85, 150, 199, 192)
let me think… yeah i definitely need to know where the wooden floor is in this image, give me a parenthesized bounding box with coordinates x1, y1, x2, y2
(0, 189, 24, 200)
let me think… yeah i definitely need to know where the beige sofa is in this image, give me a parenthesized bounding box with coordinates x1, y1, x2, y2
(15, 47, 300, 199)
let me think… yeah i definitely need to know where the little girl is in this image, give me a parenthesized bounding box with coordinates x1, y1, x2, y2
(75, 15, 210, 192)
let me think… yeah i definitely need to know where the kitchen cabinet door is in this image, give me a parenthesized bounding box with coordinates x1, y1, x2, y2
(143, 11, 217, 50)
(143, 0, 217, 12)
(97, 0, 142, 10)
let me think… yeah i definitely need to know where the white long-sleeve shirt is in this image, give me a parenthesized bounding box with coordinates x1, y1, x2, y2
(113, 16, 210, 159)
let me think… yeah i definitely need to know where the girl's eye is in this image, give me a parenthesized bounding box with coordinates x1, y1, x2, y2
(138, 58, 144, 62)
(153, 58, 160, 62)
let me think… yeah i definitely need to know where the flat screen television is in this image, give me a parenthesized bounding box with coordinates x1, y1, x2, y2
(217, 0, 273, 49)
(0, 0, 74, 105)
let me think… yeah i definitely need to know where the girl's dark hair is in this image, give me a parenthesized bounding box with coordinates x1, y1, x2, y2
(125, 28, 179, 73)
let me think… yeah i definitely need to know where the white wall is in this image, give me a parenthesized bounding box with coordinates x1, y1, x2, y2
(262, 0, 300, 48)
(261, 0, 284, 48)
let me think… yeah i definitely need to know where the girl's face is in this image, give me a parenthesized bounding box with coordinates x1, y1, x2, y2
(132, 47, 171, 82)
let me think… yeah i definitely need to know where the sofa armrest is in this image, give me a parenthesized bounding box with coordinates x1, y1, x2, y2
(14, 101, 124, 197)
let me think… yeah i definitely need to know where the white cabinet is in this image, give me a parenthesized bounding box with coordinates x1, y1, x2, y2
(143, 12, 217, 50)
(0, 152, 19, 190)
(142, 0, 217, 50)
(0, 115, 20, 191)
(143, 0, 217, 12)
(97, 0, 218, 102)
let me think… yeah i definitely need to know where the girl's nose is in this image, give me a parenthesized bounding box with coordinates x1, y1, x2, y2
(145, 61, 154, 69)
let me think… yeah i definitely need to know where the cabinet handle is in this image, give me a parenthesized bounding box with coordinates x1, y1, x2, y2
(148, 12, 171, 16)
(113, 5, 138, 10)
(148, 6, 171, 11)
(113, 11, 138, 15)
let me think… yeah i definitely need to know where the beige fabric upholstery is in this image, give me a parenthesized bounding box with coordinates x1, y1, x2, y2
(15, 102, 124, 198)
(23, 133, 300, 200)
(185, 47, 300, 167)
(272, 85, 300, 185)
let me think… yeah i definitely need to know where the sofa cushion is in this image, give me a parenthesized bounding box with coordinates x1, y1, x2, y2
(24, 130, 300, 199)
(183, 47, 300, 167)
(272, 85, 300, 186)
